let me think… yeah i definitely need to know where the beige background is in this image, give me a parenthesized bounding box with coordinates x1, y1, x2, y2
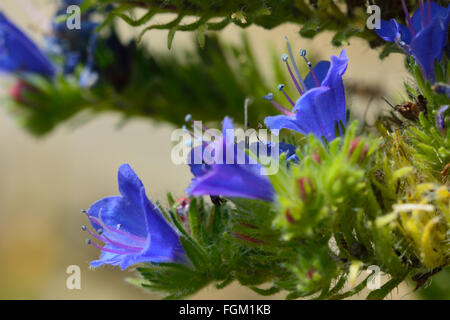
(0, 0, 415, 299)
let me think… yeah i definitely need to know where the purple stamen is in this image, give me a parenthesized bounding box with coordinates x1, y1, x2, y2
(278, 84, 295, 106)
(300, 50, 320, 87)
(282, 54, 304, 95)
(83, 210, 146, 245)
(419, 0, 426, 28)
(101, 233, 143, 252)
(401, 0, 416, 37)
(83, 225, 107, 242)
(87, 239, 138, 255)
(427, 0, 432, 23)
(186, 116, 219, 140)
(82, 225, 143, 252)
(263, 93, 295, 116)
(284, 36, 306, 92)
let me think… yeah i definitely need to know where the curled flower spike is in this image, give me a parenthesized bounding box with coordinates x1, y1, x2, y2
(83, 164, 186, 270)
(0, 12, 55, 76)
(264, 37, 348, 142)
(376, 1, 450, 83)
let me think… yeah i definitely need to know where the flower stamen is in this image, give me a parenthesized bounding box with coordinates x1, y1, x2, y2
(427, 0, 432, 24)
(263, 93, 295, 116)
(282, 54, 304, 95)
(300, 49, 320, 87)
(284, 35, 306, 92)
(401, 0, 416, 37)
(82, 225, 143, 252)
(82, 209, 146, 245)
(86, 239, 139, 255)
(419, 0, 427, 28)
(277, 84, 295, 106)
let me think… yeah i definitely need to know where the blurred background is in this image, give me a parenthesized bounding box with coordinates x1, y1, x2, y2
(0, 0, 421, 299)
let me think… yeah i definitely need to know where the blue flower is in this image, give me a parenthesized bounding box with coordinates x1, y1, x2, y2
(186, 117, 295, 202)
(376, 0, 450, 83)
(0, 12, 55, 76)
(264, 42, 348, 142)
(83, 164, 186, 270)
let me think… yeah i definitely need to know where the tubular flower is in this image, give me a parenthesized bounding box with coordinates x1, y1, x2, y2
(186, 117, 296, 201)
(83, 164, 186, 269)
(376, 0, 450, 83)
(264, 37, 348, 142)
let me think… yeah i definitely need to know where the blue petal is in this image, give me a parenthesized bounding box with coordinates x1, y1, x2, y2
(187, 163, 275, 201)
(189, 146, 211, 177)
(376, 19, 401, 42)
(304, 61, 331, 90)
(376, 19, 413, 44)
(278, 142, 297, 158)
(322, 49, 349, 90)
(90, 245, 123, 268)
(87, 195, 147, 238)
(249, 141, 296, 162)
(410, 10, 449, 82)
(0, 12, 55, 76)
(222, 116, 234, 132)
(138, 188, 185, 262)
(222, 116, 235, 151)
(87, 164, 150, 238)
(293, 86, 339, 140)
(398, 23, 413, 45)
(321, 49, 348, 124)
(435, 105, 448, 130)
(264, 114, 308, 135)
(411, 1, 448, 33)
(117, 163, 145, 209)
(307, 87, 344, 141)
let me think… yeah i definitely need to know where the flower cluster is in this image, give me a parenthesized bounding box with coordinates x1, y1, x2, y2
(52, 1, 447, 299)
(0, 0, 133, 89)
(82, 38, 352, 268)
(376, 0, 450, 83)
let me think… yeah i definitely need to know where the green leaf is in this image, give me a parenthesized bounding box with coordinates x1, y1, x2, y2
(367, 277, 405, 300)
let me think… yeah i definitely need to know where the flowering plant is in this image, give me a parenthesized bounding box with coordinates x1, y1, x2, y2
(1, 0, 449, 299)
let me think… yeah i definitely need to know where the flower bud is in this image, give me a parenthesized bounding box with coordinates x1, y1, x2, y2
(307, 268, 316, 279)
(9, 80, 35, 104)
(298, 177, 314, 201)
(175, 197, 190, 222)
(312, 151, 321, 164)
(285, 208, 296, 224)
(349, 137, 368, 163)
